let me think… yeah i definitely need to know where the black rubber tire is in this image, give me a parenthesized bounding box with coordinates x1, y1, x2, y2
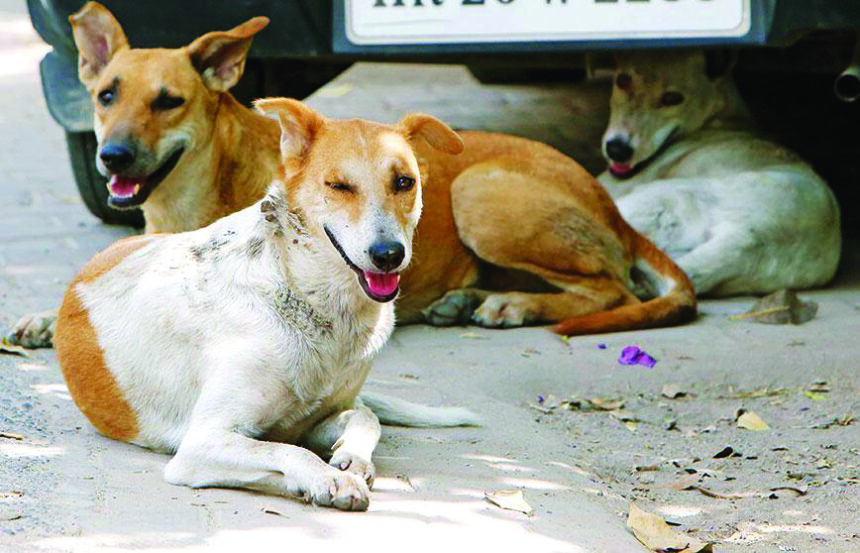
(65, 131, 145, 228)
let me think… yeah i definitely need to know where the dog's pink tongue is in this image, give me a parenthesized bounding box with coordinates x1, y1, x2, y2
(364, 271, 400, 297)
(609, 162, 633, 176)
(108, 175, 139, 198)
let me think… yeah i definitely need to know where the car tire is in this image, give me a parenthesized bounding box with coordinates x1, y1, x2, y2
(66, 131, 144, 228)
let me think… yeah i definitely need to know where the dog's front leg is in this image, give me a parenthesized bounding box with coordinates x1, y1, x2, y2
(304, 400, 381, 487)
(165, 428, 370, 510)
(163, 375, 371, 510)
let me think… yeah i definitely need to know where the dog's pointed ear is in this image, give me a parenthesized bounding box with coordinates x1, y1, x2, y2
(704, 50, 737, 82)
(186, 16, 269, 92)
(69, 2, 129, 90)
(254, 98, 324, 160)
(399, 114, 464, 155)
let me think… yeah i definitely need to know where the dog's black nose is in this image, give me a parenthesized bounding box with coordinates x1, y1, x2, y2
(99, 143, 135, 173)
(368, 241, 405, 272)
(605, 137, 634, 163)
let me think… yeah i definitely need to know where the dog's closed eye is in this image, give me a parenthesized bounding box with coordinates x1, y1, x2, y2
(659, 91, 685, 108)
(325, 181, 353, 193)
(152, 90, 186, 111)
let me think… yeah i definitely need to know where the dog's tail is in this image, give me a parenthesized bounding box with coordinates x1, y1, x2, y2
(553, 231, 697, 336)
(359, 392, 481, 428)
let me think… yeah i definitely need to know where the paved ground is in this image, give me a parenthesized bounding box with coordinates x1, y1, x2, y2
(1, 4, 858, 552)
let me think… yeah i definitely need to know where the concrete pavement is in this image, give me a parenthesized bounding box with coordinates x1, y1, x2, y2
(1, 4, 858, 552)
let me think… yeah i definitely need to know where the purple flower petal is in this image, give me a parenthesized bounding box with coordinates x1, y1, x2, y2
(597, 343, 607, 350)
(618, 345, 657, 368)
(618, 345, 642, 364)
(637, 351, 657, 368)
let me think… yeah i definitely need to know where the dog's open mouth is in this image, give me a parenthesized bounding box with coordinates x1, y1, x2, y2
(607, 128, 679, 180)
(609, 162, 636, 179)
(106, 147, 185, 209)
(324, 226, 401, 303)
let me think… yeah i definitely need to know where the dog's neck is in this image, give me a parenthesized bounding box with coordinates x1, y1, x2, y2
(142, 94, 281, 234)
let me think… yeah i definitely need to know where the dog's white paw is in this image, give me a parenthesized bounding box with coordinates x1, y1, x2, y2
(7, 310, 57, 349)
(308, 469, 370, 511)
(330, 449, 375, 488)
(472, 294, 535, 328)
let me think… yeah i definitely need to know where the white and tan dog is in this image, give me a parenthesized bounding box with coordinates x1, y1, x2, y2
(53, 99, 475, 511)
(599, 50, 841, 296)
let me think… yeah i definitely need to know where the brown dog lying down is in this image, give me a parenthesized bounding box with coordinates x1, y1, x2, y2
(8, 2, 695, 346)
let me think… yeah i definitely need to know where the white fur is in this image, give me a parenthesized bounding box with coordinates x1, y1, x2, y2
(600, 52, 841, 296)
(75, 184, 474, 511)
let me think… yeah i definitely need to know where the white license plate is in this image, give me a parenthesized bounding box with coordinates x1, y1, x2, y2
(345, 0, 751, 46)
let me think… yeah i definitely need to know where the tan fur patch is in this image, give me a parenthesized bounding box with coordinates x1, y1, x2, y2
(54, 235, 160, 442)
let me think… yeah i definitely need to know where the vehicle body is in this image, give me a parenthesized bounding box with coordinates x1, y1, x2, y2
(27, 0, 860, 226)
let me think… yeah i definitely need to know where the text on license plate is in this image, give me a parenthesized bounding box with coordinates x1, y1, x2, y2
(345, 0, 751, 45)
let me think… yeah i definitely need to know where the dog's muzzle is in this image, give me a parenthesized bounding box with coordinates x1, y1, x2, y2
(105, 147, 185, 209)
(605, 127, 679, 180)
(605, 136, 636, 178)
(324, 226, 402, 303)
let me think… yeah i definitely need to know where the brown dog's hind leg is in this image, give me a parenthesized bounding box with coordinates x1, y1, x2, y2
(469, 280, 634, 328)
(445, 160, 638, 328)
(7, 308, 59, 349)
(422, 288, 490, 326)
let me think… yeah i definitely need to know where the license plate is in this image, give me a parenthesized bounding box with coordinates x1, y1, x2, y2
(344, 0, 751, 46)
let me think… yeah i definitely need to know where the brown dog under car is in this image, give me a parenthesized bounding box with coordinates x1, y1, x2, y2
(6, 1, 695, 348)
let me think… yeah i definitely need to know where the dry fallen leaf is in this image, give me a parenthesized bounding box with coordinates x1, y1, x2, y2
(485, 489, 533, 515)
(723, 386, 790, 399)
(768, 484, 808, 497)
(561, 396, 625, 412)
(0, 507, 22, 522)
(836, 414, 854, 426)
(0, 338, 30, 358)
(816, 458, 833, 469)
(683, 484, 758, 500)
(736, 410, 770, 431)
(713, 446, 741, 459)
(609, 411, 643, 432)
(627, 503, 712, 552)
(729, 289, 818, 325)
(261, 506, 290, 518)
(803, 381, 830, 401)
(587, 396, 625, 411)
(803, 390, 828, 401)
